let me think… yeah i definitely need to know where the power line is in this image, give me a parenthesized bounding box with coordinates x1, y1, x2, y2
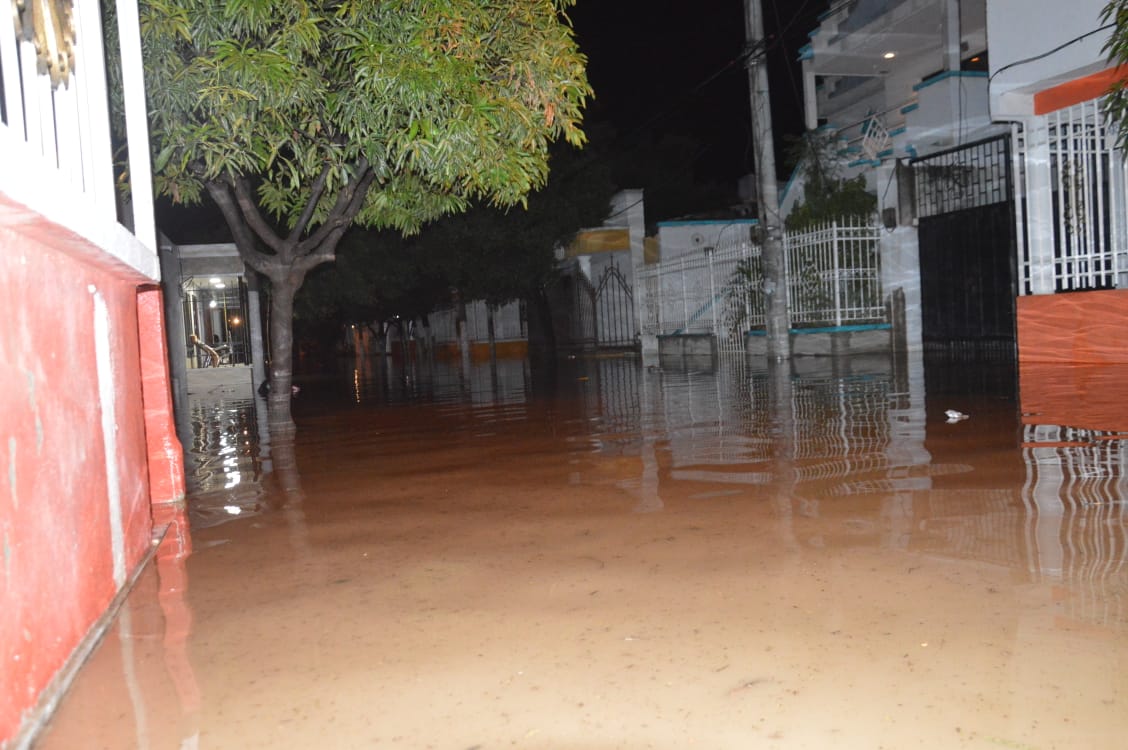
(989, 23, 1115, 82)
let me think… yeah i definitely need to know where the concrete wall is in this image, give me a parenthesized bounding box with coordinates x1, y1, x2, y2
(988, 0, 1113, 117)
(654, 220, 757, 263)
(426, 300, 526, 345)
(0, 198, 184, 744)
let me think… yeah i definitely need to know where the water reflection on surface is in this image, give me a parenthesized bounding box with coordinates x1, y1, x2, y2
(288, 351, 1127, 628)
(38, 351, 1128, 750)
(183, 396, 266, 527)
(182, 353, 1127, 624)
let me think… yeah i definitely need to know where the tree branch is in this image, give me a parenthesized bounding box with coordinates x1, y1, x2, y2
(206, 181, 276, 276)
(295, 158, 374, 256)
(294, 169, 379, 275)
(232, 178, 286, 255)
(287, 162, 332, 245)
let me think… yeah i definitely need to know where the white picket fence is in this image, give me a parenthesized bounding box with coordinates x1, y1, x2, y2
(638, 218, 885, 354)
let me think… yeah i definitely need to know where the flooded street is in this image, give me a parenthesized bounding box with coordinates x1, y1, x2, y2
(35, 353, 1127, 749)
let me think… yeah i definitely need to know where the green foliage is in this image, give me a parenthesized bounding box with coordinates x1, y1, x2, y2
(1101, 1, 1128, 149)
(783, 131, 876, 231)
(142, 0, 592, 233)
(295, 140, 616, 330)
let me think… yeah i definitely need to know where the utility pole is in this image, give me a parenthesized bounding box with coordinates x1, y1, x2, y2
(744, 0, 791, 360)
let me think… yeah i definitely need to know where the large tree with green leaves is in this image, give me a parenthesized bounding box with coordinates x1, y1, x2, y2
(141, 0, 591, 431)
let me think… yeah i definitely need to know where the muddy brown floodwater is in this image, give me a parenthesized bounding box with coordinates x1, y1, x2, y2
(34, 353, 1128, 749)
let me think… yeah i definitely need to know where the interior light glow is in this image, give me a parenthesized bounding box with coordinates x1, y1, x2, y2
(883, 51, 896, 59)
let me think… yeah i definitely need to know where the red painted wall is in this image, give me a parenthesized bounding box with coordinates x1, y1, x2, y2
(0, 219, 157, 740)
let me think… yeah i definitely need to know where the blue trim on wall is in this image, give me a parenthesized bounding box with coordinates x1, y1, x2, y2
(745, 323, 891, 337)
(798, 43, 813, 61)
(912, 70, 988, 92)
(888, 126, 906, 137)
(656, 218, 760, 228)
(900, 103, 919, 115)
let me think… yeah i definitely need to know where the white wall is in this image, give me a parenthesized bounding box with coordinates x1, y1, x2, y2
(426, 301, 525, 344)
(655, 221, 757, 263)
(988, 0, 1113, 117)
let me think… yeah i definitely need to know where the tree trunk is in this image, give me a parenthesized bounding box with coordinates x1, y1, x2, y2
(398, 320, 409, 362)
(486, 304, 497, 362)
(419, 315, 435, 365)
(532, 287, 557, 355)
(454, 290, 471, 375)
(267, 279, 298, 436)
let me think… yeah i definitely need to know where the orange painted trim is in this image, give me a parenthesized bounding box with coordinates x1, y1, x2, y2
(1033, 66, 1128, 115)
(136, 287, 186, 506)
(433, 340, 529, 360)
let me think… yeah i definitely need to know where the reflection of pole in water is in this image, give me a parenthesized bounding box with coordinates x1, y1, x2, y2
(765, 359, 800, 552)
(885, 348, 927, 549)
(1022, 426, 1069, 580)
(631, 435, 664, 513)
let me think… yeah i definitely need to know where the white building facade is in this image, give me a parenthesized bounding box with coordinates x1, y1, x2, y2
(987, 0, 1128, 364)
(795, 0, 1128, 360)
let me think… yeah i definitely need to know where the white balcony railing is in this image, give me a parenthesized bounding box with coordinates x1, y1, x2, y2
(1, 0, 157, 280)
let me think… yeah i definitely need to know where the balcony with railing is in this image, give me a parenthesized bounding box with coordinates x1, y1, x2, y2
(804, 0, 993, 163)
(1, 0, 157, 280)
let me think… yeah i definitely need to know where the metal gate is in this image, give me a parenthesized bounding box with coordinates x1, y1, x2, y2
(547, 258, 637, 351)
(912, 134, 1018, 351)
(594, 261, 636, 347)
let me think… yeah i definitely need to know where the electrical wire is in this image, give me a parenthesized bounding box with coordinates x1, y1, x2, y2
(989, 23, 1116, 82)
(768, 0, 813, 114)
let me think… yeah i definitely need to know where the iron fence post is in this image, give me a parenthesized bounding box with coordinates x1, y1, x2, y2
(833, 220, 843, 327)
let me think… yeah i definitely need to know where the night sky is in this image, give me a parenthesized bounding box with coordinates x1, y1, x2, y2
(569, 0, 824, 185)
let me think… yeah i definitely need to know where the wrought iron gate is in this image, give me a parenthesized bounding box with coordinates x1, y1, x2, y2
(912, 134, 1018, 351)
(594, 261, 635, 347)
(547, 258, 637, 351)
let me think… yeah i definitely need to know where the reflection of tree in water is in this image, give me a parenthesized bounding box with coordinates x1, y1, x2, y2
(264, 437, 327, 580)
(767, 360, 801, 555)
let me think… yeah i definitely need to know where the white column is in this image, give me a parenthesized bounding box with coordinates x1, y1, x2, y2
(1024, 117, 1057, 294)
(115, 0, 157, 252)
(802, 60, 818, 131)
(942, 0, 961, 72)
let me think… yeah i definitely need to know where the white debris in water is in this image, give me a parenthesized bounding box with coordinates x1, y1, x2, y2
(945, 409, 969, 423)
